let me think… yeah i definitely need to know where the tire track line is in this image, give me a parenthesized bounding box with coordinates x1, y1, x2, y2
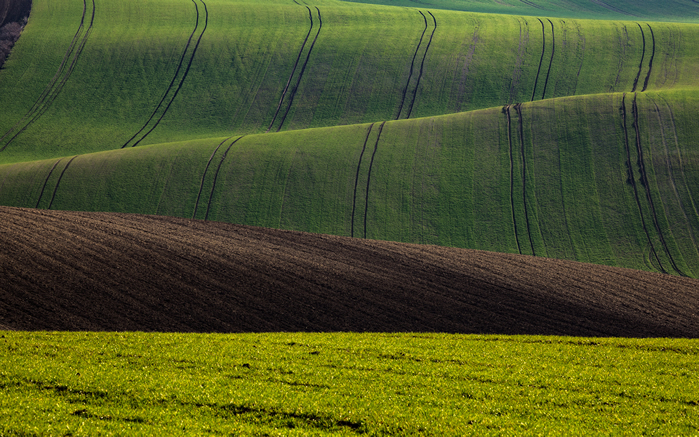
(363, 121, 386, 239)
(631, 23, 646, 93)
(395, 11, 428, 120)
(204, 135, 245, 221)
(540, 19, 555, 100)
(620, 93, 665, 273)
(192, 136, 235, 219)
(530, 18, 546, 102)
(631, 94, 685, 276)
(641, 24, 655, 92)
(1, 0, 95, 153)
(351, 123, 375, 238)
(275, 7, 322, 132)
(514, 103, 536, 256)
(35, 158, 65, 209)
(505, 105, 522, 255)
(266, 6, 314, 133)
(47, 156, 78, 210)
(405, 11, 437, 120)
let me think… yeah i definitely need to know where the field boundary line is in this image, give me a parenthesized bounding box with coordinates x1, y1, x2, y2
(47, 155, 78, 210)
(351, 123, 375, 238)
(406, 11, 437, 120)
(267, 6, 314, 133)
(192, 136, 235, 219)
(515, 103, 536, 255)
(275, 7, 322, 132)
(35, 158, 64, 209)
(621, 93, 665, 273)
(505, 105, 522, 255)
(540, 19, 555, 100)
(631, 23, 646, 92)
(530, 18, 545, 102)
(363, 121, 386, 239)
(641, 24, 655, 92)
(204, 135, 245, 221)
(395, 11, 428, 120)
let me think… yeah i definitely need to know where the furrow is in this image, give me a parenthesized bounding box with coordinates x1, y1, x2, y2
(631, 23, 646, 93)
(363, 121, 386, 239)
(275, 7, 322, 132)
(632, 95, 685, 276)
(351, 124, 375, 238)
(204, 136, 245, 221)
(395, 11, 428, 120)
(192, 136, 235, 219)
(514, 103, 536, 256)
(540, 19, 555, 100)
(266, 6, 314, 133)
(121, 0, 201, 149)
(620, 93, 665, 273)
(505, 105, 522, 255)
(641, 24, 655, 92)
(530, 18, 546, 102)
(35, 158, 64, 209)
(405, 11, 437, 120)
(131, 0, 209, 147)
(47, 156, 78, 210)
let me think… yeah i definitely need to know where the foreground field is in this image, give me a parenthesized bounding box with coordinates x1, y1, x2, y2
(1, 332, 697, 435)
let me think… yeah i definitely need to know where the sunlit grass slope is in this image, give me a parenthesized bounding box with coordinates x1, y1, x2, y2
(1, 332, 698, 435)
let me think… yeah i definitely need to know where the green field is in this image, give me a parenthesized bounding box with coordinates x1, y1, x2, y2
(1, 331, 697, 435)
(1, 0, 698, 276)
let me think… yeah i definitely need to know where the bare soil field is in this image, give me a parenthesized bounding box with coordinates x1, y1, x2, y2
(1, 206, 697, 337)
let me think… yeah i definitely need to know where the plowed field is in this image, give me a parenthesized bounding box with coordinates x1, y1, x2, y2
(1, 206, 697, 337)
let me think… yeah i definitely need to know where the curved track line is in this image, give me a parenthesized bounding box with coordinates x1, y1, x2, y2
(540, 19, 555, 100)
(505, 105, 522, 255)
(275, 7, 322, 132)
(351, 123, 375, 238)
(632, 95, 685, 276)
(267, 6, 314, 133)
(1, 0, 94, 153)
(121, 0, 201, 149)
(204, 135, 245, 221)
(192, 136, 235, 219)
(395, 11, 428, 120)
(515, 103, 536, 255)
(47, 156, 78, 210)
(631, 23, 646, 93)
(406, 11, 437, 120)
(621, 93, 665, 273)
(530, 18, 546, 102)
(131, 0, 210, 147)
(642, 24, 655, 92)
(35, 158, 64, 209)
(363, 121, 386, 239)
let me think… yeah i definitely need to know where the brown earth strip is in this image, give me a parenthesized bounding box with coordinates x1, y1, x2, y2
(192, 136, 234, 219)
(275, 7, 322, 132)
(540, 19, 555, 100)
(351, 123, 374, 238)
(1, 207, 698, 336)
(266, 5, 314, 133)
(514, 103, 535, 255)
(621, 93, 665, 273)
(395, 10, 428, 120)
(504, 105, 522, 254)
(631, 23, 646, 93)
(405, 11, 437, 119)
(530, 18, 545, 102)
(34, 157, 63, 209)
(204, 135, 244, 221)
(121, 0, 201, 148)
(363, 121, 386, 238)
(47, 155, 77, 210)
(631, 94, 685, 276)
(642, 24, 655, 92)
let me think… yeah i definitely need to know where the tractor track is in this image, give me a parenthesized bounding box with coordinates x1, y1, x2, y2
(47, 156, 78, 210)
(621, 93, 665, 273)
(0, 0, 95, 153)
(204, 136, 245, 221)
(267, 6, 314, 133)
(631, 95, 685, 276)
(395, 11, 428, 120)
(540, 19, 555, 100)
(405, 11, 437, 120)
(518, 0, 544, 9)
(351, 123, 375, 238)
(631, 23, 646, 92)
(641, 24, 655, 92)
(275, 7, 322, 132)
(530, 18, 546, 102)
(514, 103, 536, 256)
(35, 158, 64, 209)
(363, 121, 386, 239)
(505, 105, 522, 255)
(192, 136, 235, 219)
(124, 0, 209, 148)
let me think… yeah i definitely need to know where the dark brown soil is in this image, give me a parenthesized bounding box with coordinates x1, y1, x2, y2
(1, 206, 698, 337)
